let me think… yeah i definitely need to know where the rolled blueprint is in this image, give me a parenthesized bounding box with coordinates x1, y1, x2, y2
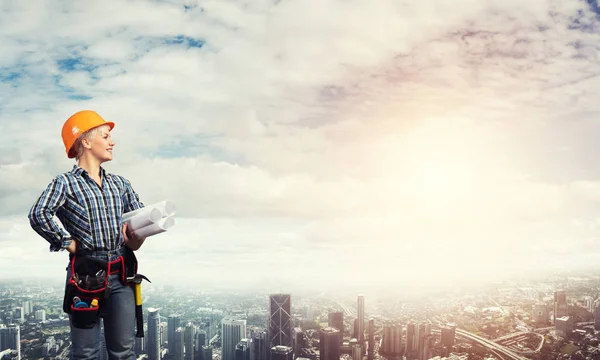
(130, 216, 175, 239)
(123, 200, 177, 221)
(124, 207, 163, 231)
(155, 200, 176, 217)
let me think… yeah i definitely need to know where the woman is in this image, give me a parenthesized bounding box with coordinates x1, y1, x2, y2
(28, 110, 146, 359)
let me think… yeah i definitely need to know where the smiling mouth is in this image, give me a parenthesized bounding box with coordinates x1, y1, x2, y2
(107, 148, 113, 153)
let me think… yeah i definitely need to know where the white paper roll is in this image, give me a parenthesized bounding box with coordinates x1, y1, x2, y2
(125, 207, 162, 231)
(154, 200, 177, 217)
(122, 200, 176, 220)
(130, 216, 175, 239)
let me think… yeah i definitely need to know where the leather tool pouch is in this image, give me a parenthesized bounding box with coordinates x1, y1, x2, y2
(123, 247, 139, 287)
(62, 253, 116, 329)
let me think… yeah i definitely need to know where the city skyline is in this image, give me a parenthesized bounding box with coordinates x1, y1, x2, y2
(3, 1, 600, 289)
(4, 271, 600, 360)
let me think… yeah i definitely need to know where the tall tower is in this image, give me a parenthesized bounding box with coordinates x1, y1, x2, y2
(251, 329, 268, 360)
(367, 319, 374, 360)
(147, 308, 161, 360)
(319, 327, 341, 360)
(185, 322, 195, 360)
(269, 294, 292, 347)
(0, 324, 21, 359)
(174, 327, 185, 360)
(328, 312, 344, 345)
(440, 323, 456, 356)
(554, 290, 568, 322)
(357, 295, 365, 345)
(222, 319, 247, 360)
(270, 345, 294, 360)
(169, 315, 182, 356)
(405, 321, 416, 356)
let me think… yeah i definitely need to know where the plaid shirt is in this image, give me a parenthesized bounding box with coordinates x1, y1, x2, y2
(28, 165, 144, 252)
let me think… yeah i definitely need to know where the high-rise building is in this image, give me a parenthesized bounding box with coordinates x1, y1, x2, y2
(352, 344, 362, 360)
(147, 308, 161, 360)
(13, 307, 24, 323)
(270, 345, 294, 360)
(251, 329, 268, 360)
(440, 323, 456, 356)
(555, 316, 573, 339)
(416, 321, 431, 359)
(294, 330, 307, 358)
(405, 322, 416, 356)
(269, 294, 292, 348)
(236, 338, 251, 360)
(22, 301, 32, 316)
(357, 295, 365, 345)
(532, 303, 548, 324)
(196, 329, 207, 360)
(421, 335, 435, 360)
(222, 319, 247, 360)
(34, 310, 46, 322)
(328, 312, 344, 339)
(202, 345, 213, 360)
(0, 324, 21, 360)
(185, 323, 195, 360)
(381, 325, 402, 356)
(554, 290, 568, 322)
(169, 315, 182, 356)
(595, 300, 600, 331)
(174, 327, 185, 360)
(319, 327, 341, 360)
(367, 319, 374, 360)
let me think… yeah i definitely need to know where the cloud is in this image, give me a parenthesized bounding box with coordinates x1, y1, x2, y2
(2, 0, 600, 290)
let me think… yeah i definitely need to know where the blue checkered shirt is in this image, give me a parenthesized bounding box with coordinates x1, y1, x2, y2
(28, 165, 145, 252)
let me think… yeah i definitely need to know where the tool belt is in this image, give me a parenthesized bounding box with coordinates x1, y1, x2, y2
(62, 247, 139, 329)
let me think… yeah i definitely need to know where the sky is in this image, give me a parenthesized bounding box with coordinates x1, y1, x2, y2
(2, 0, 600, 292)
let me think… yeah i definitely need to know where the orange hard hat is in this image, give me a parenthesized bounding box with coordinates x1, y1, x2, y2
(61, 110, 115, 158)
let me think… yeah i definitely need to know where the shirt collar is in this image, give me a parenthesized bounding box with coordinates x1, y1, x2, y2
(71, 164, 107, 178)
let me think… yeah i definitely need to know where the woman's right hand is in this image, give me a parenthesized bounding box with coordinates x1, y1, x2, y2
(66, 239, 78, 254)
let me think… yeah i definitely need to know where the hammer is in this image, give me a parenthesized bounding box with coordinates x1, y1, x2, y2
(126, 274, 151, 337)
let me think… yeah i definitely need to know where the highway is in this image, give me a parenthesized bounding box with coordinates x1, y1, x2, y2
(432, 328, 528, 360)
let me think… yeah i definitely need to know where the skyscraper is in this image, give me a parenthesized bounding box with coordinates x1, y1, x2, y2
(440, 323, 456, 357)
(328, 312, 344, 342)
(270, 345, 294, 360)
(381, 325, 402, 356)
(169, 315, 182, 356)
(185, 322, 195, 360)
(235, 339, 251, 360)
(0, 324, 21, 359)
(174, 327, 185, 360)
(367, 319, 374, 360)
(357, 295, 364, 345)
(222, 319, 247, 360)
(554, 290, 568, 322)
(251, 329, 268, 360)
(269, 294, 292, 348)
(147, 308, 161, 360)
(319, 327, 341, 360)
(405, 322, 416, 356)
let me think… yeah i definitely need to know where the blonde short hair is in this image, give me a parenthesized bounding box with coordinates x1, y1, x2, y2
(73, 124, 111, 161)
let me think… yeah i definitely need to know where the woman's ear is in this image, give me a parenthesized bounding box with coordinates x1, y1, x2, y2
(81, 137, 92, 150)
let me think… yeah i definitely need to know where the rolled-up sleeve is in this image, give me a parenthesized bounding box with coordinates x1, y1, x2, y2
(121, 177, 145, 213)
(28, 176, 73, 252)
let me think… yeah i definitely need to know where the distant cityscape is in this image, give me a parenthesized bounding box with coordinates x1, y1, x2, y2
(2, 271, 600, 360)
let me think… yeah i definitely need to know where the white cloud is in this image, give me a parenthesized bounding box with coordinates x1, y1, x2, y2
(2, 0, 600, 290)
